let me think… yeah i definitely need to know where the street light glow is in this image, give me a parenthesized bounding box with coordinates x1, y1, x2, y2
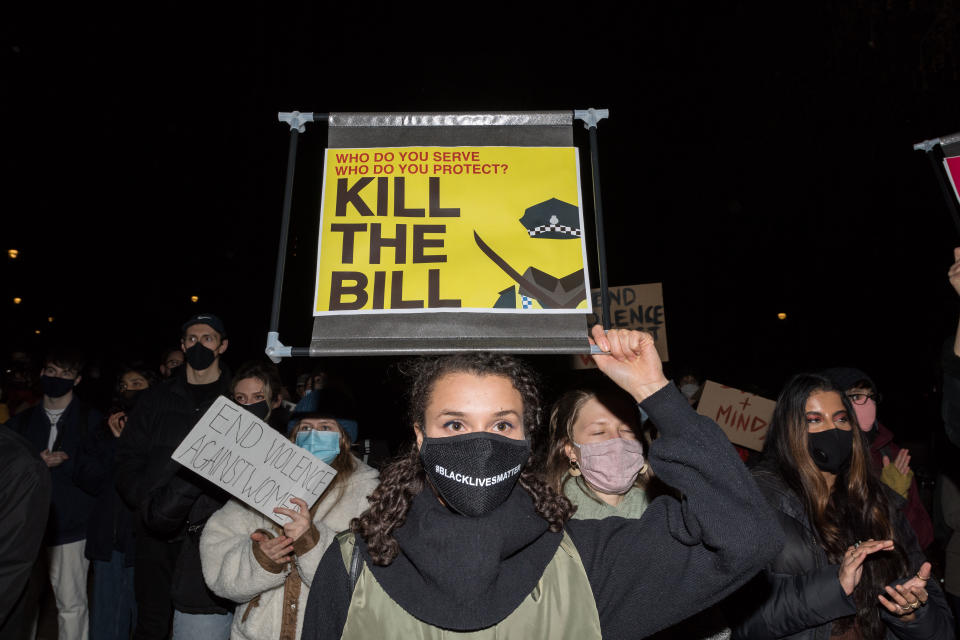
(8, 249, 18, 259)
(777, 312, 787, 320)
(13, 297, 22, 305)
(191, 295, 199, 303)
(48, 316, 54, 323)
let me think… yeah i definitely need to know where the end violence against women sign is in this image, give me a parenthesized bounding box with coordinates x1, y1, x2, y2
(313, 146, 592, 314)
(171, 396, 336, 525)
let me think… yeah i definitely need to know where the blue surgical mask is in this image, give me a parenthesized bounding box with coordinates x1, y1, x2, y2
(295, 430, 340, 464)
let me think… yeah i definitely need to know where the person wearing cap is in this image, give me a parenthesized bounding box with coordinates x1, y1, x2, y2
(822, 367, 934, 550)
(114, 313, 232, 640)
(198, 387, 379, 640)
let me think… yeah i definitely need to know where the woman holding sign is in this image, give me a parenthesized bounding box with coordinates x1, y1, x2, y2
(300, 327, 783, 640)
(199, 378, 379, 640)
(728, 374, 954, 639)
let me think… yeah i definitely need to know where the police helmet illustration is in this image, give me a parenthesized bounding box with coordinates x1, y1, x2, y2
(518, 198, 581, 239)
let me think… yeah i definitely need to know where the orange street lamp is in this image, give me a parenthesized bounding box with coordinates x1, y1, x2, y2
(191, 295, 199, 303)
(777, 312, 787, 320)
(34, 330, 41, 335)
(8, 249, 18, 259)
(13, 297, 22, 305)
(48, 316, 54, 323)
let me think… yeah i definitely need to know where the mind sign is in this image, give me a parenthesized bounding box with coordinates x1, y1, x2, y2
(696, 380, 775, 451)
(313, 146, 590, 314)
(171, 396, 336, 524)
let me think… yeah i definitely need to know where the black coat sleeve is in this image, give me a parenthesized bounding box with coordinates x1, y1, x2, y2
(943, 357, 960, 449)
(141, 459, 204, 537)
(0, 431, 51, 628)
(564, 383, 785, 640)
(730, 564, 856, 639)
(115, 392, 158, 510)
(880, 505, 955, 639)
(73, 429, 115, 497)
(302, 538, 354, 640)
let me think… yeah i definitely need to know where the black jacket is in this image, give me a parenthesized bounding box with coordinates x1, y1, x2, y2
(6, 398, 101, 545)
(729, 468, 954, 640)
(73, 425, 136, 564)
(0, 427, 51, 633)
(302, 384, 786, 640)
(114, 367, 232, 614)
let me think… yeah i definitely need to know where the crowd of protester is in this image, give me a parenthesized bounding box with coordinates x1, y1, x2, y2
(3, 252, 960, 639)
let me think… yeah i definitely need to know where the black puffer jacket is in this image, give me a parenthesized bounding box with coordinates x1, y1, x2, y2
(729, 468, 954, 640)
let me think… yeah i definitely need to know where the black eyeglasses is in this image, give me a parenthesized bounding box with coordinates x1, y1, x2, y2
(846, 392, 878, 406)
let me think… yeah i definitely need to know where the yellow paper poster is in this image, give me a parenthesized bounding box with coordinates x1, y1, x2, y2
(313, 147, 591, 315)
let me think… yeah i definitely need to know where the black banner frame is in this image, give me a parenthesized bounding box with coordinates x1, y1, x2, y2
(266, 110, 611, 360)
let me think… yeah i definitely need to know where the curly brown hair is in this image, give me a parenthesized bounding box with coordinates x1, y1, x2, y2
(351, 352, 574, 566)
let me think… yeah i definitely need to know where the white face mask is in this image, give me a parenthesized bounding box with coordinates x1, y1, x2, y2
(679, 383, 700, 399)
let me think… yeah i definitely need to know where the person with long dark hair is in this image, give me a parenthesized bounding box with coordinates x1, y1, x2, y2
(730, 373, 954, 639)
(301, 327, 783, 640)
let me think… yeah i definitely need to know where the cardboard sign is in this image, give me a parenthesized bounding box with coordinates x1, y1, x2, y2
(571, 283, 669, 369)
(696, 380, 775, 451)
(313, 146, 590, 314)
(170, 396, 336, 524)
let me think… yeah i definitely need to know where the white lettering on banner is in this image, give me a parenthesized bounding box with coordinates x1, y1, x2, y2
(171, 396, 337, 525)
(434, 464, 522, 488)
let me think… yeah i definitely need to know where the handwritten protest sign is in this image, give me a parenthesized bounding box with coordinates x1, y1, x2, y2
(572, 283, 668, 369)
(170, 396, 336, 524)
(313, 146, 590, 314)
(696, 381, 775, 451)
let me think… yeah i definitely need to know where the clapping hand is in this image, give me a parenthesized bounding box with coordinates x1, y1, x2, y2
(878, 563, 932, 621)
(838, 539, 894, 595)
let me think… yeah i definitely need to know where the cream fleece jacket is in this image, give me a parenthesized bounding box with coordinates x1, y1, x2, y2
(200, 458, 379, 640)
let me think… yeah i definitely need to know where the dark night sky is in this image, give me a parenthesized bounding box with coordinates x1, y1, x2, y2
(4, 3, 960, 437)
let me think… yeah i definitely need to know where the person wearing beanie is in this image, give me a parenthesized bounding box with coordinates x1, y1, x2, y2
(199, 383, 378, 640)
(822, 367, 934, 549)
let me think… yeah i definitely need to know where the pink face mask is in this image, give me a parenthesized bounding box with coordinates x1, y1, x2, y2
(574, 437, 645, 494)
(853, 400, 877, 432)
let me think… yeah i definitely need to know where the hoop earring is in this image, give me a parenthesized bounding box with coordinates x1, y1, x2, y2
(638, 463, 648, 475)
(568, 459, 582, 477)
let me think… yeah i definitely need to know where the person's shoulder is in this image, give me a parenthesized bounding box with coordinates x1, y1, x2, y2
(348, 458, 381, 486)
(0, 427, 45, 474)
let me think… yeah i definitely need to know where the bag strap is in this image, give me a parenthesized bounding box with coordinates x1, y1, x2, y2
(348, 540, 363, 591)
(336, 530, 363, 592)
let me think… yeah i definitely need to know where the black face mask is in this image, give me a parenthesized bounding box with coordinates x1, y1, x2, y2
(419, 432, 530, 517)
(243, 400, 270, 421)
(184, 344, 216, 371)
(41, 375, 75, 399)
(120, 389, 144, 411)
(807, 429, 853, 474)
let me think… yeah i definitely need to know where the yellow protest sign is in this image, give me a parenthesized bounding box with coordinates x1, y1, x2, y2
(313, 147, 591, 314)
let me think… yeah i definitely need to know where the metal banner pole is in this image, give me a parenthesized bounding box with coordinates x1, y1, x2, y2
(575, 108, 611, 330)
(266, 111, 324, 362)
(914, 136, 960, 237)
